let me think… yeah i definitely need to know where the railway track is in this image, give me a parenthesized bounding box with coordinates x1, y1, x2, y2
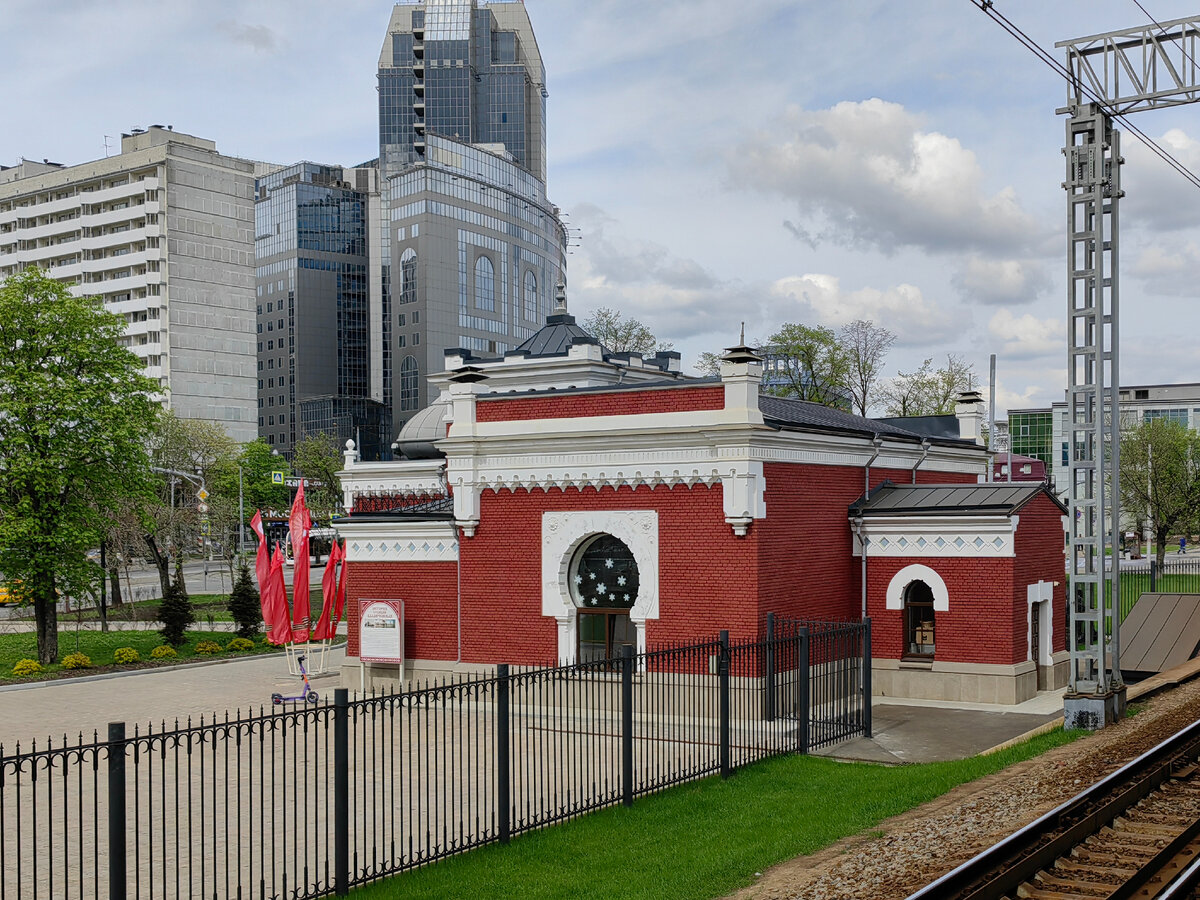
(906, 717, 1200, 900)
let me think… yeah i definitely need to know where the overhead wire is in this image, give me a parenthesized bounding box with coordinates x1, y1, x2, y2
(968, 0, 1200, 191)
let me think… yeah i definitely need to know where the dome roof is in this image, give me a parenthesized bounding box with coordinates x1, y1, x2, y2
(395, 402, 448, 459)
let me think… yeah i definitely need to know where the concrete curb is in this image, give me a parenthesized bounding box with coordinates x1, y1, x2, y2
(0, 642, 347, 694)
(980, 656, 1200, 756)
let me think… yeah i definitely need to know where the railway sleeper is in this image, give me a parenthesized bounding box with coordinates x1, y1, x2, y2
(1031, 870, 1126, 893)
(1094, 825, 1172, 848)
(1052, 859, 1135, 883)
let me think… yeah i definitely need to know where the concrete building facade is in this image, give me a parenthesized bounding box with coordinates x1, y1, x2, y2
(0, 127, 258, 441)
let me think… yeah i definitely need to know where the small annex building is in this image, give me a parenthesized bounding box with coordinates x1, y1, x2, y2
(334, 298, 1068, 704)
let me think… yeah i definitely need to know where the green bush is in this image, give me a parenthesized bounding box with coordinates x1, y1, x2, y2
(194, 640, 221, 655)
(159, 565, 194, 647)
(226, 637, 255, 652)
(12, 658, 41, 677)
(113, 647, 140, 665)
(61, 652, 92, 670)
(150, 644, 177, 660)
(228, 561, 261, 639)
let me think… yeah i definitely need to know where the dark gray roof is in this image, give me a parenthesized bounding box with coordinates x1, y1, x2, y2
(758, 395, 950, 442)
(510, 311, 604, 358)
(872, 415, 961, 441)
(848, 481, 1066, 517)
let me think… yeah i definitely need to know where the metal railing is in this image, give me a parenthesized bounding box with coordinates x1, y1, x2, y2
(1119, 557, 1200, 620)
(0, 620, 870, 899)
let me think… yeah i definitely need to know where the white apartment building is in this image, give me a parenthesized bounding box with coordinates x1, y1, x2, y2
(0, 127, 258, 441)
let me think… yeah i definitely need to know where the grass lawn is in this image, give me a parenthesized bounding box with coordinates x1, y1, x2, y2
(354, 728, 1080, 900)
(0, 629, 283, 684)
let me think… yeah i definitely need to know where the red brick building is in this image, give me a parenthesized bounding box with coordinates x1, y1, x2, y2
(335, 303, 1068, 703)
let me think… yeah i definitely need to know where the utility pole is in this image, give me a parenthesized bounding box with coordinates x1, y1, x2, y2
(1057, 16, 1200, 729)
(238, 465, 246, 558)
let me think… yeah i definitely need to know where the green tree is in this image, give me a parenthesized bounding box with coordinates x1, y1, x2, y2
(0, 268, 159, 664)
(1120, 417, 1200, 567)
(762, 323, 849, 406)
(581, 307, 673, 355)
(293, 432, 345, 520)
(227, 560, 262, 639)
(227, 439, 292, 517)
(879, 354, 976, 417)
(159, 557, 195, 646)
(840, 319, 895, 417)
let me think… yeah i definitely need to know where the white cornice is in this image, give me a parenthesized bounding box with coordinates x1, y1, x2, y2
(855, 515, 1018, 558)
(335, 519, 458, 562)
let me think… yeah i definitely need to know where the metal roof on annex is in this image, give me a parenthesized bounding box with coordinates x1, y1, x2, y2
(848, 481, 1067, 517)
(759, 395, 971, 445)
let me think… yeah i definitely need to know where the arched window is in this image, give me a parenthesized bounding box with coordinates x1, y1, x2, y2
(400, 355, 419, 411)
(904, 581, 935, 658)
(571, 534, 638, 663)
(523, 270, 538, 321)
(474, 255, 495, 312)
(400, 248, 417, 305)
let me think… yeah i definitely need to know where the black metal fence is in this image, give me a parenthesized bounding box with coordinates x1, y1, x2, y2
(0, 620, 870, 899)
(1118, 557, 1200, 619)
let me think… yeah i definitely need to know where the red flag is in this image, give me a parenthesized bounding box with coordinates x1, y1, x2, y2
(332, 540, 349, 631)
(311, 538, 342, 641)
(250, 511, 269, 596)
(263, 542, 293, 645)
(289, 481, 312, 643)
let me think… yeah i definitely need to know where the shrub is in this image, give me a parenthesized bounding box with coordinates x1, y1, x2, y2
(12, 658, 41, 677)
(228, 561, 262, 639)
(195, 640, 222, 655)
(226, 637, 255, 652)
(113, 647, 140, 665)
(159, 577, 194, 647)
(150, 645, 177, 660)
(61, 652, 92, 670)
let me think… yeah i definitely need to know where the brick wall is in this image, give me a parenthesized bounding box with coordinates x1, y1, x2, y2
(476, 386, 725, 422)
(757, 463, 976, 623)
(459, 483, 759, 663)
(1012, 492, 1068, 654)
(866, 555, 1015, 664)
(344, 561, 457, 661)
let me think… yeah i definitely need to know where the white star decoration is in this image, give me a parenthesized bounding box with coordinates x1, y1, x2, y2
(574, 574, 582, 585)
(590, 598, 598, 606)
(589, 572, 596, 580)
(605, 558, 614, 568)
(623, 594, 630, 602)
(609, 593, 615, 601)
(596, 583, 606, 594)
(617, 576, 626, 586)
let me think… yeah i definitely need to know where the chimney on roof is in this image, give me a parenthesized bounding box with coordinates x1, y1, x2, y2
(955, 389, 985, 446)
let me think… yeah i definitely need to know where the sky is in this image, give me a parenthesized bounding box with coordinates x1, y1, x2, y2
(4, 0, 1200, 416)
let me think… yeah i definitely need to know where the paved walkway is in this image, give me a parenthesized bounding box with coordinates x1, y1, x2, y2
(0, 647, 346, 747)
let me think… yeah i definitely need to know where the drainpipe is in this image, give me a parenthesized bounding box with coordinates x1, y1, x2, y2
(864, 433, 883, 500)
(911, 438, 931, 484)
(854, 515, 867, 619)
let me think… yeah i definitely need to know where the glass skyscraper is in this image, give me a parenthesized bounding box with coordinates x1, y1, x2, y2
(255, 162, 389, 460)
(377, 0, 564, 430)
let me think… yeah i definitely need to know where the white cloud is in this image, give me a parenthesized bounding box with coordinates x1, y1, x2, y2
(1122, 128, 1200, 232)
(728, 99, 1045, 255)
(767, 274, 957, 345)
(952, 256, 1049, 305)
(1129, 241, 1200, 296)
(987, 309, 1061, 360)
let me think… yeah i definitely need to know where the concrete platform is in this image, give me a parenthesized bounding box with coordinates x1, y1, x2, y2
(815, 689, 1068, 764)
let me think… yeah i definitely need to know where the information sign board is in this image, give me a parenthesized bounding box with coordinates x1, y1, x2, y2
(359, 599, 404, 665)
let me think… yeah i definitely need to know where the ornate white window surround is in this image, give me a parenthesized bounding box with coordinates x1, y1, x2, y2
(885, 564, 950, 612)
(854, 516, 1018, 558)
(336, 519, 459, 563)
(542, 510, 659, 660)
(1027, 580, 1055, 665)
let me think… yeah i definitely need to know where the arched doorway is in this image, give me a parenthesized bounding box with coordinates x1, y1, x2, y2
(904, 580, 936, 658)
(571, 533, 639, 662)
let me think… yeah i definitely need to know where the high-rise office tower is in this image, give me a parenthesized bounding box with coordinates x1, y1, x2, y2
(254, 162, 389, 460)
(0, 127, 258, 441)
(377, 0, 567, 428)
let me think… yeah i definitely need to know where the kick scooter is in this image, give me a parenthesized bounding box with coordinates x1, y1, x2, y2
(271, 653, 320, 705)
